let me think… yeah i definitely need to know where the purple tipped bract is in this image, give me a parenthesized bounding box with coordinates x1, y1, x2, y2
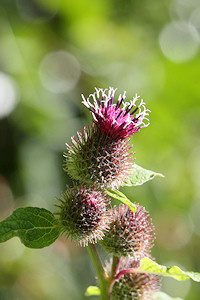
(100, 204, 155, 258)
(82, 87, 150, 140)
(57, 184, 111, 246)
(110, 257, 161, 299)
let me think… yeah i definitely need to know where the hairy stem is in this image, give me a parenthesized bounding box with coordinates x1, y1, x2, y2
(111, 255, 120, 277)
(87, 245, 121, 299)
(87, 244, 109, 299)
(107, 255, 120, 297)
(87, 243, 106, 284)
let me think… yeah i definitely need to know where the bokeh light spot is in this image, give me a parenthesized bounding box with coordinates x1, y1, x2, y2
(159, 21, 199, 63)
(170, 0, 200, 21)
(39, 51, 81, 94)
(178, 0, 200, 7)
(0, 72, 18, 119)
(190, 7, 200, 30)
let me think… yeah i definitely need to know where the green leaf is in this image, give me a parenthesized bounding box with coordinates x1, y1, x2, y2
(85, 286, 100, 296)
(140, 257, 200, 282)
(154, 292, 183, 300)
(0, 207, 61, 248)
(122, 164, 164, 187)
(105, 189, 136, 213)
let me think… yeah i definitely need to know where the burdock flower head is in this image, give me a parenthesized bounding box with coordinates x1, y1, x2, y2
(100, 204, 155, 258)
(56, 184, 111, 246)
(64, 87, 150, 189)
(109, 257, 161, 300)
(82, 87, 150, 141)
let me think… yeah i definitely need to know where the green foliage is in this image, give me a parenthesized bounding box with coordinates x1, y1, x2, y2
(105, 189, 136, 213)
(85, 286, 101, 296)
(140, 257, 200, 282)
(0, 207, 61, 248)
(106, 164, 164, 212)
(122, 164, 164, 187)
(1, 0, 200, 298)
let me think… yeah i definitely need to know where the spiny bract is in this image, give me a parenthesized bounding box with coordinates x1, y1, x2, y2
(100, 204, 155, 258)
(107, 257, 160, 300)
(64, 126, 133, 189)
(56, 184, 111, 246)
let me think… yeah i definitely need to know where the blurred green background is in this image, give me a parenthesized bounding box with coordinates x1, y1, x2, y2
(0, 0, 200, 299)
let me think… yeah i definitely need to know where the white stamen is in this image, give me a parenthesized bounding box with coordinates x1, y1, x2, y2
(89, 92, 99, 110)
(130, 94, 141, 108)
(92, 112, 97, 122)
(118, 94, 122, 101)
(81, 87, 150, 128)
(122, 101, 130, 110)
(122, 90, 126, 99)
(94, 87, 100, 101)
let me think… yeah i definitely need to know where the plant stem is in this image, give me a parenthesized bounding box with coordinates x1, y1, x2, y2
(87, 244, 109, 299)
(107, 255, 119, 298)
(87, 245, 120, 300)
(87, 243, 106, 285)
(111, 255, 119, 278)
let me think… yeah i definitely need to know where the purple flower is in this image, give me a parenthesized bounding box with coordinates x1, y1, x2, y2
(82, 87, 150, 140)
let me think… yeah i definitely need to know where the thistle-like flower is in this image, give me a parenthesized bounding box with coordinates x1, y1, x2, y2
(99, 204, 155, 258)
(64, 87, 150, 189)
(82, 87, 150, 141)
(109, 257, 160, 300)
(64, 126, 132, 189)
(56, 184, 111, 246)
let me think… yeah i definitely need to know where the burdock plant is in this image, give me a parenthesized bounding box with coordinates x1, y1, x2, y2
(0, 87, 200, 300)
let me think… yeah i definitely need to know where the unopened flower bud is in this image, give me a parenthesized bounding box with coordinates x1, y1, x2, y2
(56, 184, 111, 246)
(100, 204, 155, 258)
(110, 257, 160, 300)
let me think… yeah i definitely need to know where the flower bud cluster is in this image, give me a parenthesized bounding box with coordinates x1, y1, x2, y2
(56, 87, 160, 298)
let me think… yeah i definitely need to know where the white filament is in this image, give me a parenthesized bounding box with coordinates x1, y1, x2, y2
(81, 87, 150, 127)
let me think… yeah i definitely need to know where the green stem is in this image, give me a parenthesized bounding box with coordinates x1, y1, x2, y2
(87, 243, 106, 285)
(87, 246, 120, 300)
(111, 255, 119, 278)
(87, 244, 109, 300)
(107, 255, 120, 298)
